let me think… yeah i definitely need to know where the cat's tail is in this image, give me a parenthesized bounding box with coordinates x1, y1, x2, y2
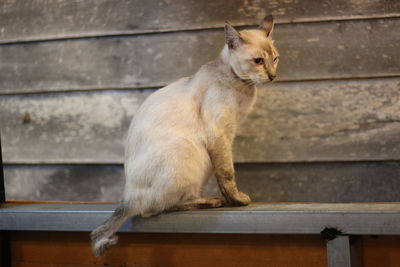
(90, 203, 132, 256)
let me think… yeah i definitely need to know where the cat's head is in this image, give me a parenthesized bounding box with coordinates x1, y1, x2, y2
(224, 15, 279, 84)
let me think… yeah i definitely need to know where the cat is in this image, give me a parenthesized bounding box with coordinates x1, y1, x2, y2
(91, 14, 279, 256)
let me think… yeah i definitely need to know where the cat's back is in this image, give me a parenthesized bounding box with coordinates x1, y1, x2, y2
(137, 60, 221, 118)
(125, 76, 205, 154)
(131, 76, 195, 127)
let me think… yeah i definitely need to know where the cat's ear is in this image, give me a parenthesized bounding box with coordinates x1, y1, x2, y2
(259, 15, 274, 37)
(224, 22, 243, 49)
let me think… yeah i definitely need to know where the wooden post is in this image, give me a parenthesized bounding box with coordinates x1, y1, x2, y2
(0, 133, 4, 203)
(0, 134, 11, 266)
(327, 236, 351, 267)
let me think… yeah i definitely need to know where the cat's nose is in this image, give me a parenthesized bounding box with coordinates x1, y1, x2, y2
(268, 74, 276, 81)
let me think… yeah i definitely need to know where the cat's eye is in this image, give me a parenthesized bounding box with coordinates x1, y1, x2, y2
(273, 56, 279, 62)
(254, 58, 264, 65)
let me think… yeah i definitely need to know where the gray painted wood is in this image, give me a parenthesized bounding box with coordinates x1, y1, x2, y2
(1, 89, 152, 164)
(3, 203, 400, 234)
(1, 78, 399, 163)
(4, 165, 125, 202)
(4, 161, 400, 202)
(1, 19, 399, 94)
(0, 0, 399, 43)
(235, 78, 400, 162)
(235, 162, 400, 203)
(327, 236, 351, 267)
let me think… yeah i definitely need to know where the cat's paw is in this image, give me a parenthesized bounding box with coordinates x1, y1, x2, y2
(208, 196, 228, 207)
(229, 192, 251, 206)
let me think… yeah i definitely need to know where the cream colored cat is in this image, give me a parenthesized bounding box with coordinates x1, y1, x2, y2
(91, 15, 279, 256)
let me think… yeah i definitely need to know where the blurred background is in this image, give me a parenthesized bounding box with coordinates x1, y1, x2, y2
(0, 0, 399, 202)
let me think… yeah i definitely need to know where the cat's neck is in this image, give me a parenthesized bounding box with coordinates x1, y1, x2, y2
(192, 45, 258, 124)
(216, 45, 258, 119)
(218, 45, 255, 88)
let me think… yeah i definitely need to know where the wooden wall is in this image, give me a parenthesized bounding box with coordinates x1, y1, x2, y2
(1, 0, 400, 202)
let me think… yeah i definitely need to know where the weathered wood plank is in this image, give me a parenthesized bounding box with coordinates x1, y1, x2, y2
(4, 162, 400, 202)
(4, 165, 124, 202)
(1, 89, 152, 163)
(236, 78, 400, 162)
(1, 78, 399, 163)
(1, 18, 399, 94)
(1, 0, 399, 43)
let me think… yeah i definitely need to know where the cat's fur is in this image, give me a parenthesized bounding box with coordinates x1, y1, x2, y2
(91, 15, 279, 256)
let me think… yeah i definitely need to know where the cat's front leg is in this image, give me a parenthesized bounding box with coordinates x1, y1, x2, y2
(209, 136, 251, 206)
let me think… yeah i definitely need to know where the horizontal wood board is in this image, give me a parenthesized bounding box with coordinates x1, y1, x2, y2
(10, 232, 400, 267)
(0, 0, 399, 43)
(1, 18, 400, 94)
(10, 232, 327, 267)
(4, 162, 400, 202)
(1, 78, 399, 163)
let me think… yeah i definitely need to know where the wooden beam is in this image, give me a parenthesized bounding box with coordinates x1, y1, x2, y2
(10, 232, 326, 267)
(8, 232, 400, 267)
(2, 203, 400, 235)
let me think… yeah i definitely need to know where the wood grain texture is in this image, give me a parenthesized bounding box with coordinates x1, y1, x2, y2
(362, 236, 400, 267)
(1, 0, 399, 43)
(1, 18, 399, 94)
(10, 232, 400, 267)
(4, 165, 125, 202)
(1, 78, 399, 163)
(1, 89, 151, 163)
(10, 231, 327, 267)
(236, 78, 400, 162)
(4, 162, 400, 202)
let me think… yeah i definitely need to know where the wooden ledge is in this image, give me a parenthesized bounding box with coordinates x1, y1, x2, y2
(1, 202, 400, 235)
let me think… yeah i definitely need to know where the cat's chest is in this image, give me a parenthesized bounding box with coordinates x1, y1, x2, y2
(237, 92, 256, 109)
(200, 83, 257, 131)
(235, 87, 257, 119)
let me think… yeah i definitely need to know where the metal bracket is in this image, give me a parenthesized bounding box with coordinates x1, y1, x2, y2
(321, 227, 343, 241)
